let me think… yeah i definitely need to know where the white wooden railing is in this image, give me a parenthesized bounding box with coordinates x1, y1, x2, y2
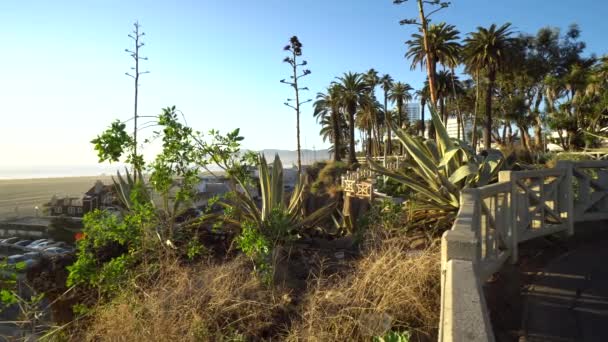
(439, 160, 608, 342)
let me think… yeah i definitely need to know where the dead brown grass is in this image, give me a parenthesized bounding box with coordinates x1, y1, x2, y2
(62, 236, 440, 341)
(286, 240, 440, 342)
(77, 256, 291, 342)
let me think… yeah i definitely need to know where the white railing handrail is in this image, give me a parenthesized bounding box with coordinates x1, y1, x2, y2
(439, 160, 608, 342)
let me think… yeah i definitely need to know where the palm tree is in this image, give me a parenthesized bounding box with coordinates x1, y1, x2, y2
(389, 82, 413, 155)
(406, 22, 461, 107)
(415, 86, 430, 137)
(318, 112, 348, 159)
(335, 72, 369, 165)
(464, 23, 513, 150)
(363, 69, 381, 156)
(380, 74, 394, 154)
(358, 95, 381, 157)
(314, 84, 343, 162)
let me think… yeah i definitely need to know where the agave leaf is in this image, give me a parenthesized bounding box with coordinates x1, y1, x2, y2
(271, 154, 284, 210)
(389, 120, 438, 181)
(448, 163, 478, 184)
(297, 201, 337, 230)
(368, 158, 454, 208)
(287, 174, 305, 214)
(227, 190, 263, 227)
(423, 140, 441, 164)
(429, 107, 455, 157)
(438, 147, 463, 168)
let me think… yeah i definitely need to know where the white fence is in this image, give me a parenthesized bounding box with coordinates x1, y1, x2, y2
(439, 160, 608, 342)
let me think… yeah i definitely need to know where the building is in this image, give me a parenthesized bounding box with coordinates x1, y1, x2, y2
(406, 103, 421, 123)
(47, 180, 118, 217)
(82, 180, 118, 212)
(47, 196, 84, 217)
(424, 116, 474, 141)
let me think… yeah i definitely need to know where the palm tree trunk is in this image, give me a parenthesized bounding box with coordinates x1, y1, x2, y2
(420, 99, 426, 137)
(384, 91, 392, 155)
(440, 97, 446, 127)
(416, 0, 437, 106)
(472, 70, 480, 150)
(331, 109, 341, 162)
(397, 101, 403, 155)
(484, 71, 495, 151)
(450, 67, 465, 142)
(367, 125, 373, 156)
(348, 107, 357, 165)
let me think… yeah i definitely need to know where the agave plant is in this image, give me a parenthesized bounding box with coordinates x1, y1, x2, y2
(368, 108, 504, 211)
(112, 168, 152, 211)
(220, 154, 336, 240)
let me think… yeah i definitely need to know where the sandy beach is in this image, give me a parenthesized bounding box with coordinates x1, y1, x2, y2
(0, 176, 113, 219)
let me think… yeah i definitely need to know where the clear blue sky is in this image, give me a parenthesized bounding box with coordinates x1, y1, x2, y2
(1, 0, 606, 167)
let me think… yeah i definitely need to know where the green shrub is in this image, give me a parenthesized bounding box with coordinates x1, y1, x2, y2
(66, 202, 154, 295)
(305, 161, 328, 182)
(374, 331, 411, 342)
(546, 152, 593, 168)
(311, 161, 349, 194)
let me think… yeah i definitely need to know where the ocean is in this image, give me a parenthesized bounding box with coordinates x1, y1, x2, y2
(0, 165, 126, 180)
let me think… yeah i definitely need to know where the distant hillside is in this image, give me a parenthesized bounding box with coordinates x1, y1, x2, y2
(256, 149, 331, 167)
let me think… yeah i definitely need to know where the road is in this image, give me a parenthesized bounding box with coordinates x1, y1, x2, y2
(523, 236, 608, 341)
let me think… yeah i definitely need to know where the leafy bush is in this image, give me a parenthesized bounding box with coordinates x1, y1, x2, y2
(305, 161, 328, 182)
(311, 161, 349, 195)
(66, 202, 155, 294)
(546, 152, 594, 168)
(374, 331, 411, 342)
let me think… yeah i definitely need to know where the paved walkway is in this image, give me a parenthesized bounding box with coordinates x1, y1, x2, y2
(523, 236, 608, 341)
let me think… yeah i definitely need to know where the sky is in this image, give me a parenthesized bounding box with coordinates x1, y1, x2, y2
(0, 0, 606, 169)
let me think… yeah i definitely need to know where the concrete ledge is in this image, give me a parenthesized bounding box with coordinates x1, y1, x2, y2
(440, 259, 495, 342)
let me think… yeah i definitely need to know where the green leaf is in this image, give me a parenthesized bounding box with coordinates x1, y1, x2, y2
(448, 164, 478, 184)
(439, 148, 462, 168)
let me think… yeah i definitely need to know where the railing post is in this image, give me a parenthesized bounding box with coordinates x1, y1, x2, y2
(498, 171, 517, 263)
(556, 161, 575, 235)
(442, 189, 481, 266)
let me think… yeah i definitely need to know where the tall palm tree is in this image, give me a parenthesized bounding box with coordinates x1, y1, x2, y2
(335, 72, 369, 165)
(314, 84, 343, 162)
(363, 69, 381, 156)
(464, 23, 513, 150)
(358, 95, 380, 157)
(434, 70, 452, 124)
(380, 74, 394, 154)
(415, 85, 430, 137)
(406, 22, 461, 107)
(389, 82, 413, 155)
(318, 112, 348, 159)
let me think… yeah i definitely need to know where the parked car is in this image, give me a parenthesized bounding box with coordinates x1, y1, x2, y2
(23, 251, 41, 258)
(43, 247, 69, 255)
(1, 237, 20, 244)
(31, 241, 54, 249)
(13, 240, 32, 247)
(27, 239, 50, 248)
(7, 254, 26, 264)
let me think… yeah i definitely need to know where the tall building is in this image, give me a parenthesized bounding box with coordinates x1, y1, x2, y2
(405, 103, 420, 123)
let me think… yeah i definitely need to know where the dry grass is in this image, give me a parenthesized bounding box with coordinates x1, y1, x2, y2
(62, 237, 440, 341)
(75, 256, 291, 342)
(287, 240, 440, 341)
